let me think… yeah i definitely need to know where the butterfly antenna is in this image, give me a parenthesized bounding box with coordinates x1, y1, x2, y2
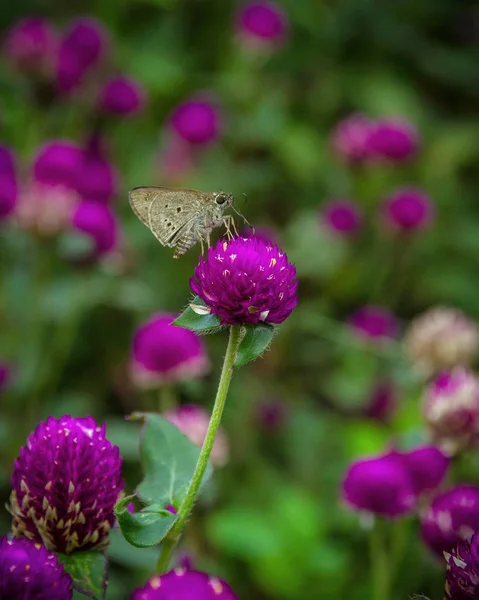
(232, 195, 255, 233)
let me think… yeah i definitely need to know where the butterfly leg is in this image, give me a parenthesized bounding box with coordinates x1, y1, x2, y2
(223, 215, 238, 239)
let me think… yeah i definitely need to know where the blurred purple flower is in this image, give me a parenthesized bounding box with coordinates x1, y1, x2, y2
(382, 187, 434, 232)
(191, 236, 298, 325)
(72, 201, 119, 255)
(130, 313, 210, 388)
(256, 397, 287, 430)
(330, 114, 376, 163)
(321, 199, 362, 237)
(236, 1, 288, 48)
(444, 534, 479, 599)
(401, 445, 450, 495)
(99, 75, 146, 116)
(3, 17, 57, 77)
(421, 485, 479, 556)
(369, 118, 419, 162)
(33, 140, 83, 189)
(131, 569, 237, 600)
(348, 305, 398, 342)
(158, 136, 195, 183)
(169, 96, 221, 145)
(0, 362, 10, 394)
(422, 369, 479, 455)
(57, 17, 108, 93)
(0, 536, 72, 599)
(363, 383, 397, 423)
(164, 404, 228, 466)
(342, 451, 416, 518)
(0, 145, 18, 219)
(9, 415, 124, 554)
(76, 147, 118, 203)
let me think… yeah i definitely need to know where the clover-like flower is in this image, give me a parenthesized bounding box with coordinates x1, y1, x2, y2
(99, 76, 146, 116)
(0, 536, 72, 599)
(445, 534, 479, 599)
(381, 187, 434, 232)
(9, 415, 124, 554)
(131, 568, 237, 600)
(235, 1, 289, 49)
(191, 236, 298, 325)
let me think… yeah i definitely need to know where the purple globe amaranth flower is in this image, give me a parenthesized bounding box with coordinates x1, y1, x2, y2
(3, 17, 58, 78)
(403, 307, 479, 377)
(130, 313, 210, 388)
(369, 118, 419, 162)
(99, 75, 146, 116)
(342, 451, 417, 518)
(131, 568, 238, 600)
(348, 305, 399, 342)
(422, 369, 479, 455)
(169, 96, 222, 145)
(363, 383, 397, 423)
(421, 485, 479, 556)
(401, 445, 450, 496)
(164, 404, 228, 467)
(191, 236, 298, 325)
(321, 199, 362, 237)
(9, 415, 124, 554)
(236, 1, 288, 48)
(330, 114, 376, 163)
(33, 140, 83, 190)
(0, 145, 18, 219)
(72, 201, 119, 255)
(57, 17, 108, 93)
(0, 536, 72, 600)
(444, 534, 479, 599)
(75, 147, 118, 203)
(382, 187, 434, 232)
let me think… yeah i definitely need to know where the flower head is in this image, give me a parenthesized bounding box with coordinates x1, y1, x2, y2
(164, 404, 228, 466)
(99, 76, 146, 116)
(321, 199, 362, 237)
(401, 445, 450, 495)
(72, 201, 119, 255)
(9, 415, 123, 554)
(330, 114, 376, 163)
(404, 307, 479, 377)
(423, 369, 479, 455)
(131, 569, 237, 600)
(445, 534, 479, 599)
(0, 362, 11, 394)
(342, 451, 416, 518)
(130, 313, 209, 388)
(369, 118, 419, 162)
(3, 17, 57, 77)
(236, 1, 288, 48)
(191, 236, 298, 325)
(76, 148, 118, 203)
(169, 96, 221, 145)
(421, 485, 479, 556)
(33, 140, 83, 189)
(363, 383, 397, 423)
(0, 536, 72, 600)
(0, 145, 17, 219)
(381, 187, 434, 232)
(348, 305, 398, 342)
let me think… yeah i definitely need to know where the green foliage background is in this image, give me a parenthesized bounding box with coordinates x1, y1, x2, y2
(1, 0, 479, 598)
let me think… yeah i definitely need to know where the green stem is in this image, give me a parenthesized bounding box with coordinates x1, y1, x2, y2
(158, 385, 177, 413)
(156, 325, 242, 573)
(370, 519, 390, 600)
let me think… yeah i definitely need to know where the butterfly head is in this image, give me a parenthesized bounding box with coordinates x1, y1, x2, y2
(213, 191, 234, 207)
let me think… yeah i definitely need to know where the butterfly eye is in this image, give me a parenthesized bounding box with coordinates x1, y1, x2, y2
(215, 194, 227, 205)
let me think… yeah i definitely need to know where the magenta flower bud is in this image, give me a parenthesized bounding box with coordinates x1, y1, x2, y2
(363, 383, 397, 423)
(169, 96, 221, 145)
(444, 534, 479, 599)
(401, 445, 450, 495)
(164, 404, 228, 466)
(72, 201, 119, 255)
(404, 307, 479, 377)
(330, 114, 376, 163)
(421, 485, 479, 556)
(3, 17, 57, 77)
(9, 415, 124, 554)
(342, 451, 416, 518)
(0, 536, 72, 599)
(236, 1, 288, 48)
(191, 236, 298, 325)
(131, 568, 237, 600)
(382, 187, 434, 232)
(130, 313, 210, 388)
(422, 369, 479, 454)
(321, 199, 362, 237)
(33, 140, 83, 189)
(99, 76, 146, 116)
(57, 17, 108, 93)
(348, 305, 398, 342)
(0, 145, 18, 219)
(369, 118, 419, 162)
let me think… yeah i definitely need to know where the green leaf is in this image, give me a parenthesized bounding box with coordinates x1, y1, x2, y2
(173, 296, 222, 333)
(59, 551, 107, 599)
(234, 324, 275, 368)
(114, 496, 177, 548)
